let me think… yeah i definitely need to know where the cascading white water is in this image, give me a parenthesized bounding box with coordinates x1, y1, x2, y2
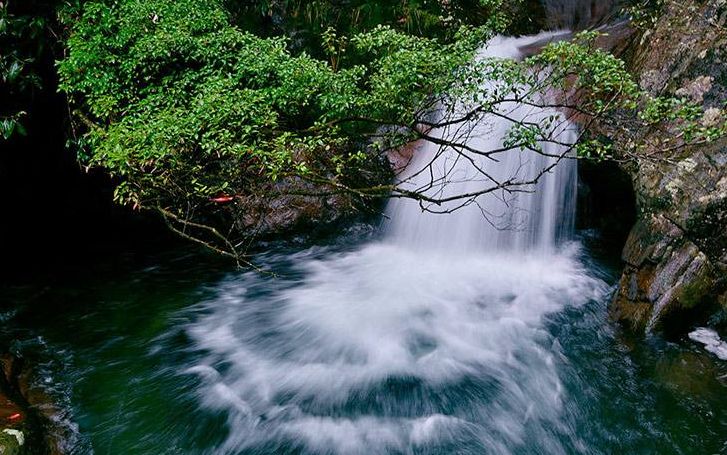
(183, 33, 607, 455)
(385, 33, 578, 255)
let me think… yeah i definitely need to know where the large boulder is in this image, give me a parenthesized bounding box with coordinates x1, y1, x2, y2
(610, 0, 727, 333)
(232, 178, 361, 239)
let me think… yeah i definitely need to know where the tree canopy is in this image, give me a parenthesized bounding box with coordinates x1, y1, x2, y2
(58, 0, 489, 237)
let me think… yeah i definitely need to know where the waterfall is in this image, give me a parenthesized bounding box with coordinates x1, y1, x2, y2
(385, 33, 578, 255)
(183, 32, 607, 455)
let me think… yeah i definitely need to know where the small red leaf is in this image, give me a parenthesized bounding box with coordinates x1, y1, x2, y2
(210, 195, 235, 204)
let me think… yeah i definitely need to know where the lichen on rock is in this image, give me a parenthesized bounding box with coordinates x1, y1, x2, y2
(609, 0, 727, 334)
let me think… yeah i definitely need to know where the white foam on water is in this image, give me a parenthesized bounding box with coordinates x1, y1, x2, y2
(689, 328, 727, 361)
(186, 245, 605, 454)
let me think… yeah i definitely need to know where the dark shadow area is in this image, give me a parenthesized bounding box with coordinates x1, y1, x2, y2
(0, 0, 177, 283)
(577, 160, 637, 250)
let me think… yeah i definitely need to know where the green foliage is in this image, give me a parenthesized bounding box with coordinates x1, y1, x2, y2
(58, 2, 725, 258)
(532, 31, 726, 159)
(640, 97, 727, 143)
(59, 0, 480, 211)
(533, 32, 641, 112)
(622, 0, 666, 30)
(0, 1, 47, 140)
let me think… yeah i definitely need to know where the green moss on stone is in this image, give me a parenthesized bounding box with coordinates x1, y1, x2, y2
(676, 274, 714, 310)
(0, 429, 24, 455)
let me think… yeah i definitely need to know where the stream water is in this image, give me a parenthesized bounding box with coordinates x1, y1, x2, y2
(2, 25, 727, 455)
(3, 228, 727, 454)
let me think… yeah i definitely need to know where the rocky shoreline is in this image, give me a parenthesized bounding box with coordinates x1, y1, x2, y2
(609, 0, 727, 337)
(1, 354, 39, 454)
(0, 354, 66, 455)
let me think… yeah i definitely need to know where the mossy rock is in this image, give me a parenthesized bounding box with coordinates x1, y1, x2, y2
(676, 274, 716, 310)
(659, 267, 727, 338)
(0, 429, 25, 455)
(654, 351, 726, 398)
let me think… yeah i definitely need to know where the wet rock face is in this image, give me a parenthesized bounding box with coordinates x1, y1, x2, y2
(605, 125, 724, 327)
(610, 0, 727, 334)
(231, 153, 392, 240)
(541, 0, 621, 30)
(612, 138, 727, 333)
(232, 178, 359, 239)
(611, 215, 717, 332)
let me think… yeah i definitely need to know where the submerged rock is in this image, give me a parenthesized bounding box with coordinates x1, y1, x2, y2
(653, 349, 727, 396)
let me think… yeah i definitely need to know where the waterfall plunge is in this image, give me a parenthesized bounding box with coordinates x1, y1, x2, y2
(386, 33, 578, 256)
(185, 33, 606, 455)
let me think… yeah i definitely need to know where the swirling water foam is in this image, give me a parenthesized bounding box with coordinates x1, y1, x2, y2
(183, 34, 608, 455)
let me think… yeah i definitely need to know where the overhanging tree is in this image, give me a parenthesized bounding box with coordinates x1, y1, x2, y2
(58, 0, 726, 264)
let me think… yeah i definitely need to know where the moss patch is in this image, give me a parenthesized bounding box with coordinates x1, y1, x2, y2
(0, 429, 24, 454)
(676, 274, 715, 310)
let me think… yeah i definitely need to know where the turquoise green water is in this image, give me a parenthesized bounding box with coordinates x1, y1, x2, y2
(2, 228, 726, 454)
